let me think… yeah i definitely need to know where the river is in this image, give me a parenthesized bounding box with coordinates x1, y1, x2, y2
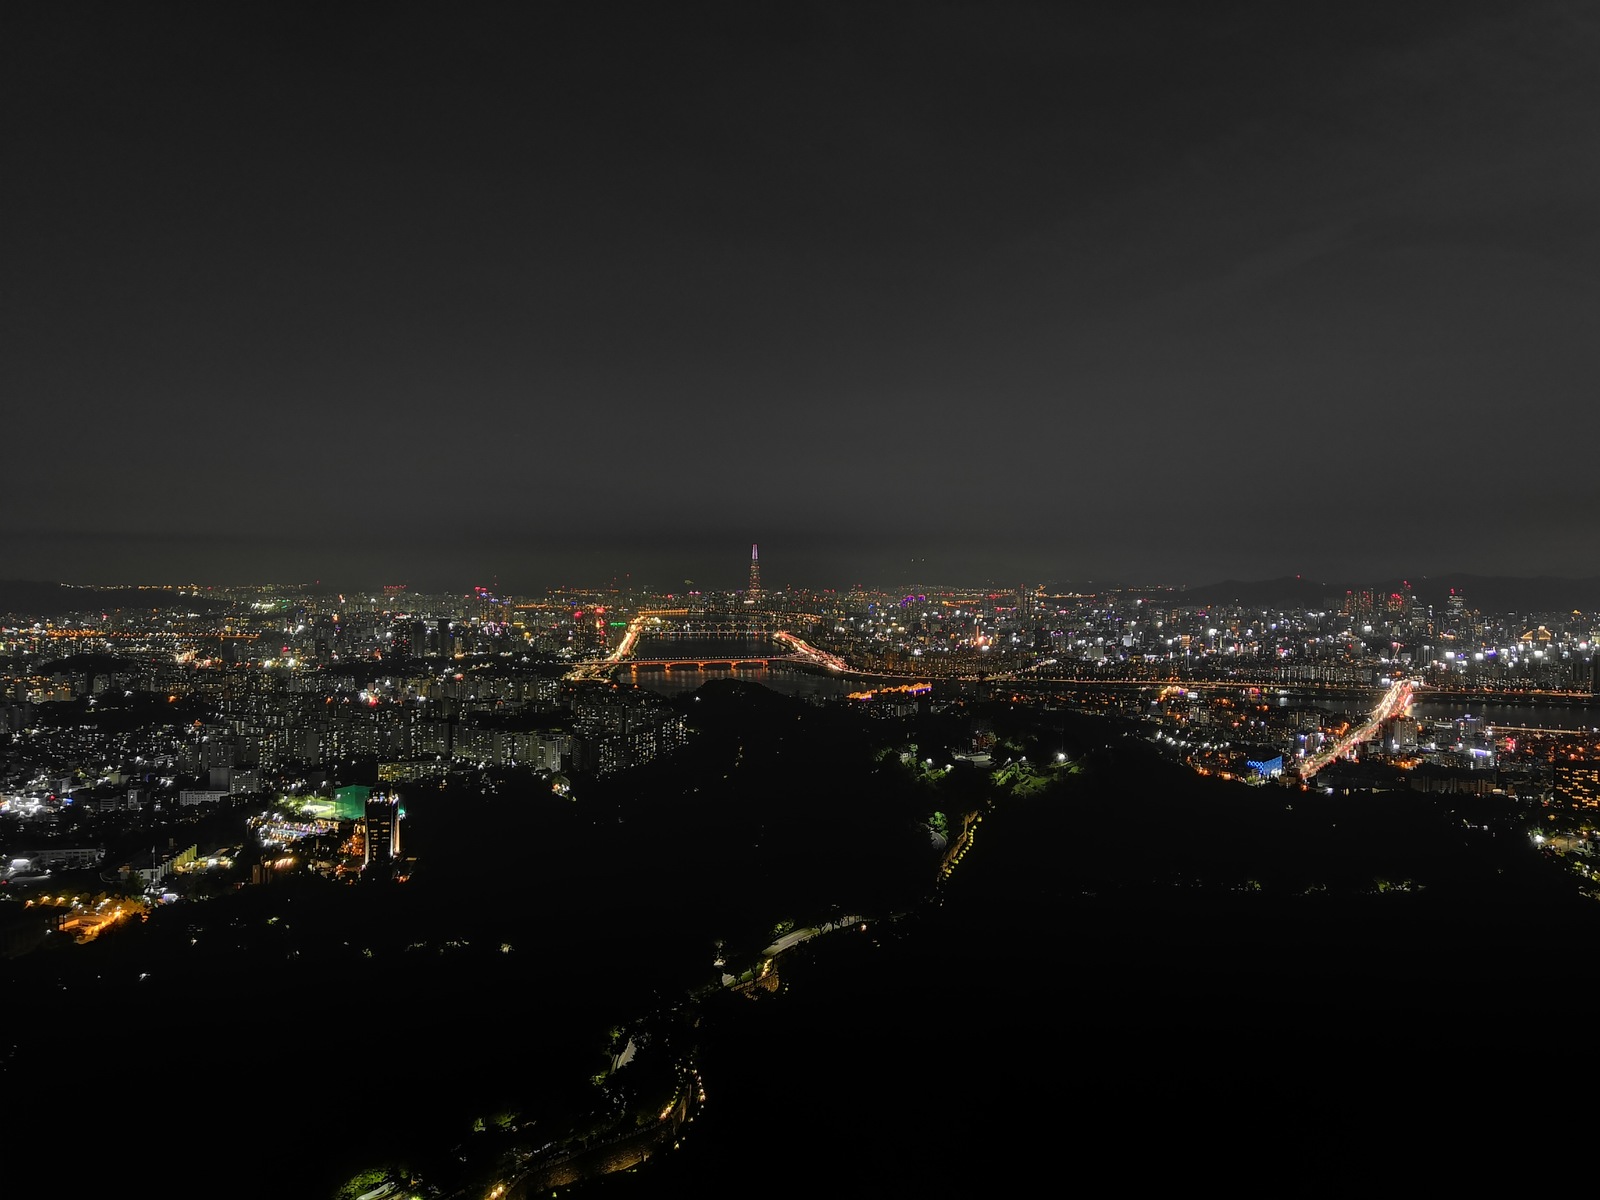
(1271, 691, 1600, 731)
(621, 635, 858, 700)
(623, 639, 1600, 730)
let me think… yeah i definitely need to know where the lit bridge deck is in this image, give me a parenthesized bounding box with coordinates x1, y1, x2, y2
(623, 657, 793, 670)
(565, 611, 849, 681)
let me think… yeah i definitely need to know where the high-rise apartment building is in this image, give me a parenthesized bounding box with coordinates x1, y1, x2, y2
(363, 793, 401, 869)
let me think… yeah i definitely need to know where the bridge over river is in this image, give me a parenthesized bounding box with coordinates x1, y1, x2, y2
(565, 611, 847, 681)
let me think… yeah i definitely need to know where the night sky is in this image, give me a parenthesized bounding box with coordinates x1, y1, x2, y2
(7, 3, 1599, 591)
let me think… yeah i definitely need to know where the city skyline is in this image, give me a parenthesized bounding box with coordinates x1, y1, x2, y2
(14, 544, 1600, 606)
(7, 4, 1600, 589)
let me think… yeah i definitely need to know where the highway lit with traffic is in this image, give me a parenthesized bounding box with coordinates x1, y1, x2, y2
(1297, 677, 1420, 780)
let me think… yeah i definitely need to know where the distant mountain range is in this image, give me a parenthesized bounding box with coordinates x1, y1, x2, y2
(0, 579, 226, 617)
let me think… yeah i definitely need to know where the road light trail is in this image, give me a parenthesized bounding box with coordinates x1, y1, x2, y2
(770, 629, 848, 672)
(1298, 677, 1418, 780)
(565, 609, 678, 680)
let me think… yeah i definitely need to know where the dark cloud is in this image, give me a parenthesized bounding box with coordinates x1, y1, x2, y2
(5, 2, 1598, 588)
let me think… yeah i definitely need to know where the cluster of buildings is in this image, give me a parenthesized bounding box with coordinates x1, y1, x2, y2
(1133, 673, 1600, 822)
(5, 573, 1600, 892)
(0, 587, 700, 803)
(796, 582, 1600, 693)
(0, 586, 709, 908)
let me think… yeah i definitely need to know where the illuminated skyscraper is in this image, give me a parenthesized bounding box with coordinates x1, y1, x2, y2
(746, 543, 762, 605)
(363, 792, 401, 869)
(1445, 588, 1467, 637)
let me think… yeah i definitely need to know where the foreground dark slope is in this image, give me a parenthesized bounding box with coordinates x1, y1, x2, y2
(9, 690, 1594, 1195)
(0, 682, 948, 1195)
(626, 729, 1600, 1195)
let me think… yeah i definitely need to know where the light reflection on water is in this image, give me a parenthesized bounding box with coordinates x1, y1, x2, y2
(624, 636, 856, 699)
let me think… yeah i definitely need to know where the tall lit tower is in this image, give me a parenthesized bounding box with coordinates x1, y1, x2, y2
(746, 543, 762, 605)
(363, 792, 401, 870)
